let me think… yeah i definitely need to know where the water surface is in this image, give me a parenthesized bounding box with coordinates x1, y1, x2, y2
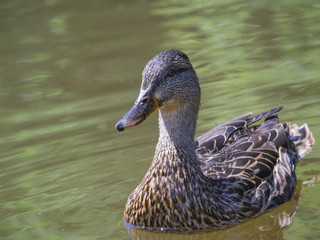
(0, 0, 319, 239)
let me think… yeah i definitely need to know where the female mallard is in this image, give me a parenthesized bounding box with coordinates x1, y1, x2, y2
(116, 49, 314, 230)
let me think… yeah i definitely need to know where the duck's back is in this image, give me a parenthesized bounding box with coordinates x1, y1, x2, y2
(195, 107, 314, 212)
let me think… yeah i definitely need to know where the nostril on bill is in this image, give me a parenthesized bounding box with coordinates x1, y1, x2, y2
(140, 96, 149, 105)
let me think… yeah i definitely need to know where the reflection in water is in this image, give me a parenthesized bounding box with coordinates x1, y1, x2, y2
(127, 194, 299, 240)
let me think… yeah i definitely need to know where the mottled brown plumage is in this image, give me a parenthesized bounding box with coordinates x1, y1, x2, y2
(115, 49, 315, 231)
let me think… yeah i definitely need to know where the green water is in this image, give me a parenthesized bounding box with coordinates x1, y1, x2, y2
(0, 0, 319, 239)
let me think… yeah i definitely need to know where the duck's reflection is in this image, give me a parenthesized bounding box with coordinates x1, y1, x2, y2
(126, 190, 299, 240)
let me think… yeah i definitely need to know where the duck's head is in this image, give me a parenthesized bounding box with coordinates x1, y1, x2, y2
(115, 49, 200, 131)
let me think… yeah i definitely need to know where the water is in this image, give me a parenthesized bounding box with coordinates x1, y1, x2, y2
(0, 0, 319, 239)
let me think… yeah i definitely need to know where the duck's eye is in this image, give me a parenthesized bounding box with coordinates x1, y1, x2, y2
(167, 68, 176, 77)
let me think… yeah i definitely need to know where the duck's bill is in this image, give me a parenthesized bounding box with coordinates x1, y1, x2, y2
(115, 88, 160, 131)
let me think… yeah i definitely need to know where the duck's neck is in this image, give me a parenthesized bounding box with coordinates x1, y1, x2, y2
(160, 107, 196, 144)
(153, 102, 201, 170)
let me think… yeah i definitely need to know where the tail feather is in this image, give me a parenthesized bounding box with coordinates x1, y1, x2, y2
(285, 123, 315, 160)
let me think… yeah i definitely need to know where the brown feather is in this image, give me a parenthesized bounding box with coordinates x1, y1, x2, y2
(120, 49, 315, 231)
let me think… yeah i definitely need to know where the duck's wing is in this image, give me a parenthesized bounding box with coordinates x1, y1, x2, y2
(195, 106, 314, 216)
(195, 106, 283, 155)
(195, 107, 288, 184)
(196, 105, 314, 193)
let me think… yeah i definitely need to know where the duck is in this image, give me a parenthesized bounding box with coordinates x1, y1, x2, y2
(115, 49, 315, 231)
